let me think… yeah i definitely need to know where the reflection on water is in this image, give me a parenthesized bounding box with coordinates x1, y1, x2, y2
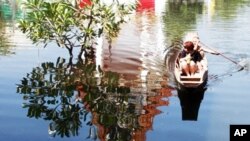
(17, 57, 172, 140)
(0, 3, 11, 55)
(1, 0, 249, 141)
(209, 0, 249, 19)
(0, 0, 23, 56)
(163, 0, 204, 42)
(177, 82, 207, 121)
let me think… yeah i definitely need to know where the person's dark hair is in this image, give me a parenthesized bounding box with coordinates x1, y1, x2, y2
(184, 41, 194, 51)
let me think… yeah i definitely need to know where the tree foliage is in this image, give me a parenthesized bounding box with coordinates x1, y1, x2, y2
(18, 0, 137, 58)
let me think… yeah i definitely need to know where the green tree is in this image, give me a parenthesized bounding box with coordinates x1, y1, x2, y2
(18, 0, 137, 59)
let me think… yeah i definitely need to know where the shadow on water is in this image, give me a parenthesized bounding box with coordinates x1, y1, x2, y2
(16, 57, 172, 140)
(177, 82, 207, 121)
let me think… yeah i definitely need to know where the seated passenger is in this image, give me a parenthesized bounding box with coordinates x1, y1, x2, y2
(184, 32, 219, 57)
(179, 41, 202, 76)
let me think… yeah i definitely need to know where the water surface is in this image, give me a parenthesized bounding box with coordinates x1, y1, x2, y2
(1, 0, 250, 141)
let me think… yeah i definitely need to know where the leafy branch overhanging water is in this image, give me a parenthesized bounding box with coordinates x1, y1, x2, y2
(18, 0, 137, 59)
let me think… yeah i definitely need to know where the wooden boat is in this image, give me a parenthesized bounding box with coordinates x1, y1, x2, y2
(174, 53, 208, 88)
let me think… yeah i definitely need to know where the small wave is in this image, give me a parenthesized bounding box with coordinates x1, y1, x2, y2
(207, 57, 250, 86)
(239, 58, 250, 71)
(163, 39, 183, 71)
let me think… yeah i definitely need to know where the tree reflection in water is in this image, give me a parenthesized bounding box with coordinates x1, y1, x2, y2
(0, 0, 23, 56)
(0, 8, 12, 56)
(17, 57, 171, 140)
(163, 0, 204, 42)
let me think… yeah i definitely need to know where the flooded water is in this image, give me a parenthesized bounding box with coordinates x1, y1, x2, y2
(1, 0, 250, 141)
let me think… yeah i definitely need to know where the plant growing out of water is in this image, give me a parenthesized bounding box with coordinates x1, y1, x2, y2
(18, 0, 137, 59)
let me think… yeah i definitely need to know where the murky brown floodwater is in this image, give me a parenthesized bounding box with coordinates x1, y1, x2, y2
(1, 0, 250, 141)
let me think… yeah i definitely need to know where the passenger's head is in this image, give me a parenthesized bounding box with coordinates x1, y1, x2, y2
(184, 41, 194, 52)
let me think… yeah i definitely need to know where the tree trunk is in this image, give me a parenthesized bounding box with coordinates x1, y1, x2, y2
(78, 47, 85, 60)
(67, 47, 73, 58)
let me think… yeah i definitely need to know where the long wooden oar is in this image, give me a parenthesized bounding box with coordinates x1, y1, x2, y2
(200, 42, 245, 70)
